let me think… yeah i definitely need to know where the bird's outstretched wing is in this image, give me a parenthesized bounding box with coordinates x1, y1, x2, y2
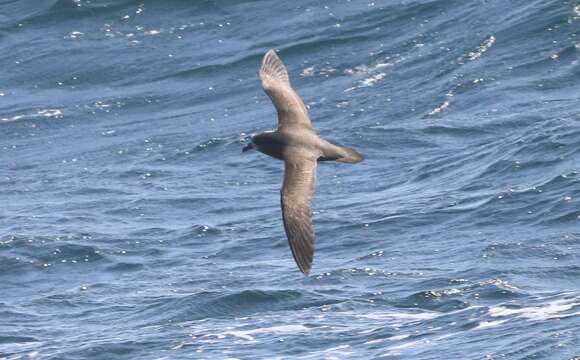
(260, 49, 312, 129)
(281, 154, 317, 276)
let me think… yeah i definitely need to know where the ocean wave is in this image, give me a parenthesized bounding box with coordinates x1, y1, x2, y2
(1, 0, 579, 358)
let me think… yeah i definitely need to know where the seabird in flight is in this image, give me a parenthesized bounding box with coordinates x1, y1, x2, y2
(243, 49, 363, 276)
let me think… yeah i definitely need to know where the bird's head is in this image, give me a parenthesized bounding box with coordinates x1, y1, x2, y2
(242, 142, 254, 153)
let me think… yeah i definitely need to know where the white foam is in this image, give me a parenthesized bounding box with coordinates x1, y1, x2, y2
(473, 319, 508, 330)
(300, 66, 315, 77)
(223, 324, 309, 341)
(364, 338, 386, 345)
(66, 31, 84, 39)
(428, 99, 450, 115)
(325, 345, 350, 352)
(458, 36, 495, 64)
(355, 310, 438, 323)
(360, 72, 386, 87)
(1, 109, 63, 122)
(364, 334, 410, 345)
(344, 57, 403, 92)
(489, 297, 580, 321)
(344, 72, 386, 92)
(389, 334, 411, 341)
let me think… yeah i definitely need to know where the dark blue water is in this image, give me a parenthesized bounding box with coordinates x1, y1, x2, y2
(1, 0, 579, 359)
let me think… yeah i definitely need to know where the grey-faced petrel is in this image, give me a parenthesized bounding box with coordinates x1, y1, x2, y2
(243, 49, 363, 276)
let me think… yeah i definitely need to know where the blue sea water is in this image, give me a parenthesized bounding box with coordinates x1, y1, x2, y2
(1, 0, 580, 358)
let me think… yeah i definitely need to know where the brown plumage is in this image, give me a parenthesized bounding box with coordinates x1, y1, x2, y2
(243, 49, 363, 276)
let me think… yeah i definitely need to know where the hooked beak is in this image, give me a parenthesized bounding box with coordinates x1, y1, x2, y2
(242, 143, 254, 153)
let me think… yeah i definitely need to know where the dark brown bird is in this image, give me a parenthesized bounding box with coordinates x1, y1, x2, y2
(243, 49, 363, 276)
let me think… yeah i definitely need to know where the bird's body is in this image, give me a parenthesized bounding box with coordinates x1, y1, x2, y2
(244, 49, 363, 276)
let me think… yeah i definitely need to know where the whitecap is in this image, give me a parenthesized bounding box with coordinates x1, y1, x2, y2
(473, 319, 508, 330)
(489, 296, 580, 321)
(458, 35, 496, 64)
(222, 324, 309, 341)
(1, 109, 63, 122)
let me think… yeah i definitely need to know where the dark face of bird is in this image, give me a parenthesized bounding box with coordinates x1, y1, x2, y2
(242, 142, 254, 152)
(245, 133, 285, 160)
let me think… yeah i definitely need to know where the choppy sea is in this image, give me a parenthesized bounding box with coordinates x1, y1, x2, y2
(1, 0, 580, 359)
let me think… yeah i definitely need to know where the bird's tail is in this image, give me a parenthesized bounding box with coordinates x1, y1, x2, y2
(319, 141, 364, 163)
(336, 146, 364, 163)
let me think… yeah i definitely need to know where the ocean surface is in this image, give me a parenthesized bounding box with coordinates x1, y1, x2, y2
(1, 0, 580, 359)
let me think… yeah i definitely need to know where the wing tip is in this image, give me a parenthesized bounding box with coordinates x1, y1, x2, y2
(280, 192, 315, 277)
(265, 48, 277, 58)
(288, 237, 314, 277)
(260, 48, 290, 86)
(263, 49, 280, 64)
(261, 49, 280, 70)
(337, 147, 364, 164)
(292, 242, 314, 277)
